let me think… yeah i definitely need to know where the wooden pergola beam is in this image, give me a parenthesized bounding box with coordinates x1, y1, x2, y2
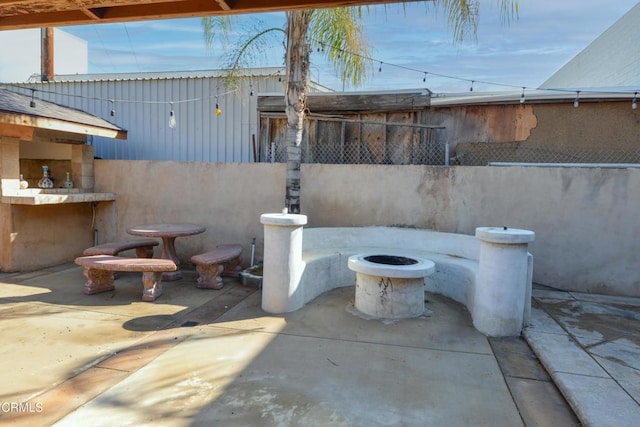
(0, 0, 425, 30)
(215, 0, 235, 12)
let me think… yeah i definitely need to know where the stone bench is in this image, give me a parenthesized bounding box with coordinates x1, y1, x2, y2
(259, 216, 535, 337)
(74, 255, 177, 302)
(190, 244, 242, 290)
(82, 239, 159, 280)
(83, 239, 159, 257)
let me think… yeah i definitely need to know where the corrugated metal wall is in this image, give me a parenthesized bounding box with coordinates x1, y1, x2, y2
(13, 68, 290, 162)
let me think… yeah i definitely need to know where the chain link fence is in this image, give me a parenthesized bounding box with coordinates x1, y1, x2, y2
(261, 115, 448, 165)
(452, 142, 640, 165)
(261, 115, 640, 166)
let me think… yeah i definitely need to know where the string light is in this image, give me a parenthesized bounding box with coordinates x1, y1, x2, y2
(4, 80, 253, 125)
(315, 35, 640, 105)
(5, 66, 639, 116)
(250, 83, 253, 97)
(168, 103, 176, 128)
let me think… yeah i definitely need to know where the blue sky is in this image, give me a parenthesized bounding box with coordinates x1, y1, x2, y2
(63, 0, 639, 93)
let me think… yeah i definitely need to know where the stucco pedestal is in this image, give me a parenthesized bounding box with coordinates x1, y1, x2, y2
(260, 213, 308, 313)
(474, 227, 535, 336)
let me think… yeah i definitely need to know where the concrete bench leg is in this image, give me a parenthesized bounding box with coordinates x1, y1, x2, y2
(83, 268, 116, 295)
(141, 271, 163, 302)
(221, 254, 242, 278)
(135, 246, 155, 258)
(195, 263, 224, 290)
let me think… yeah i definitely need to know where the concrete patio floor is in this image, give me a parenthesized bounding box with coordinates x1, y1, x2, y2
(0, 263, 636, 426)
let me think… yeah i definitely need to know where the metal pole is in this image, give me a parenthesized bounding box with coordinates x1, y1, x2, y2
(251, 237, 256, 266)
(445, 142, 450, 166)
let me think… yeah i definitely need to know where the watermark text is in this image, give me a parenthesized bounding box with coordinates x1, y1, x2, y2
(0, 402, 44, 413)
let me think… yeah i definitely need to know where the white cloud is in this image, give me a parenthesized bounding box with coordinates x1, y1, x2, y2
(60, 0, 639, 92)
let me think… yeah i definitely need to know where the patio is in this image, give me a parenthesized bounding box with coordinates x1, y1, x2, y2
(1, 262, 637, 426)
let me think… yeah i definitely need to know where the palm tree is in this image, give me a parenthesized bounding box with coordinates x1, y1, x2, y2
(203, 1, 518, 214)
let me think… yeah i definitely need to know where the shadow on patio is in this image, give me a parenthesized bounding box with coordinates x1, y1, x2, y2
(1, 264, 583, 426)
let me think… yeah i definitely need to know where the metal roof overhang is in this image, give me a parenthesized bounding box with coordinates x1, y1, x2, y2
(0, 0, 424, 31)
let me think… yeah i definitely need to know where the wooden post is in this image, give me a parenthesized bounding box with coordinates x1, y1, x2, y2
(41, 27, 54, 82)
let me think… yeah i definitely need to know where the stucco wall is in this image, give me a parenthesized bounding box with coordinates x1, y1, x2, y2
(429, 101, 639, 164)
(302, 164, 640, 296)
(95, 161, 639, 297)
(5, 204, 95, 271)
(93, 160, 286, 266)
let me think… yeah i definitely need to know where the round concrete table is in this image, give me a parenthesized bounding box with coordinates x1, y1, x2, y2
(127, 223, 205, 281)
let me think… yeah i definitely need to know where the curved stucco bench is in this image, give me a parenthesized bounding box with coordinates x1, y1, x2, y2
(260, 218, 534, 337)
(299, 227, 482, 311)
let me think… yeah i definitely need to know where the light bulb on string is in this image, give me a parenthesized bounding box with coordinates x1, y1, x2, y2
(30, 89, 36, 108)
(520, 87, 526, 104)
(423, 72, 427, 83)
(632, 92, 638, 110)
(469, 81, 474, 92)
(109, 100, 115, 117)
(168, 103, 177, 128)
(573, 91, 580, 108)
(378, 62, 383, 72)
(215, 103, 222, 117)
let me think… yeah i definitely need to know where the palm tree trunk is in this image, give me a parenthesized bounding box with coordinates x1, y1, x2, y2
(284, 10, 312, 214)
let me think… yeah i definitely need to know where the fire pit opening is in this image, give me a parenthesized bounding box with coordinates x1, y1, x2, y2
(363, 255, 418, 266)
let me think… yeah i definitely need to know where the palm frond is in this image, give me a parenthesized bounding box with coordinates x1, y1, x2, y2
(497, 0, 519, 25)
(221, 25, 286, 89)
(202, 16, 232, 48)
(310, 7, 372, 88)
(434, 0, 479, 43)
(434, 0, 519, 42)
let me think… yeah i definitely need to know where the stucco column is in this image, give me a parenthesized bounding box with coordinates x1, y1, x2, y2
(474, 227, 535, 337)
(260, 212, 308, 313)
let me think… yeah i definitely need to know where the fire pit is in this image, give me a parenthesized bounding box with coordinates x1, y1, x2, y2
(348, 253, 435, 319)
